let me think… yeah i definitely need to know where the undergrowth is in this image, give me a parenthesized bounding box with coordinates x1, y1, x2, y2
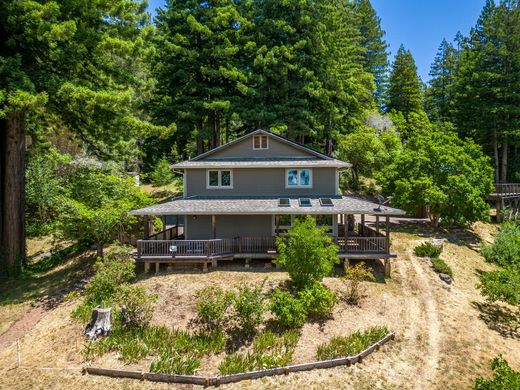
(316, 326, 389, 360)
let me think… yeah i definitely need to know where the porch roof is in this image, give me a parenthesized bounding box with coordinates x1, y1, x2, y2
(129, 196, 406, 216)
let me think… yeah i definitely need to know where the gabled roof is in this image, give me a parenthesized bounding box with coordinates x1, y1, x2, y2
(171, 129, 351, 169)
(191, 129, 333, 161)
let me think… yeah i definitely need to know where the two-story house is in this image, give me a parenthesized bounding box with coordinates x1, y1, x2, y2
(130, 129, 405, 276)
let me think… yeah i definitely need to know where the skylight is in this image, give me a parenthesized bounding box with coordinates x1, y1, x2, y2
(320, 198, 334, 207)
(299, 198, 312, 207)
(278, 198, 290, 207)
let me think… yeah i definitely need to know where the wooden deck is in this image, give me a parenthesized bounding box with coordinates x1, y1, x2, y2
(136, 224, 392, 263)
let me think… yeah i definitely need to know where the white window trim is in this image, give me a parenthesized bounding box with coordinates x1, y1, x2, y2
(206, 169, 234, 189)
(285, 168, 313, 188)
(253, 135, 269, 150)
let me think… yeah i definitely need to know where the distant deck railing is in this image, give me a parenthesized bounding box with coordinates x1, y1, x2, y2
(136, 234, 389, 260)
(494, 183, 520, 196)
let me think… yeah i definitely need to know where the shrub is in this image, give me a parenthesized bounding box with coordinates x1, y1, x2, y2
(150, 157, 175, 186)
(232, 284, 265, 335)
(342, 262, 376, 305)
(269, 290, 307, 329)
(72, 244, 135, 321)
(298, 283, 336, 319)
(219, 330, 300, 374)
(195, 286, 234, 331)
(479, 267, 520, 306)
(431, 257, 453, 277)
(316, 326, 389, 360)
(474, 356, 520, 390)
(414, 241, 443, 258)
(150, 351, 201, 375)
(481, 222, 520, 269)
(276, 216, 339, 289)
(113, 284, 157, 328)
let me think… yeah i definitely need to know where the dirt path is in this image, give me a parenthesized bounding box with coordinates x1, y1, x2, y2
(0, 305, 47, 351)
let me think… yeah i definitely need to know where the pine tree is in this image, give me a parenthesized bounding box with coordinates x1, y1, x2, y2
(427, 38, 458, 121)
(453, 0, 520, 182)
(0, 0, 162, 275)
(386, 45, 424, 119)
(354, 0, 389, 109)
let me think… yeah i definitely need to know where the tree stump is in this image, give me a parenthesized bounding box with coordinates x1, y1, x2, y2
(84, 307, 112, 340)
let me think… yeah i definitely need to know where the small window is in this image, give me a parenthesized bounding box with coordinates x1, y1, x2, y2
(320, 198, 334, 207)
(286, 169, 312, 188)
(253, 135, 268, 149)
(278, 198, 290, 207)
(299, 198, 312, 207)
(207, 170, 233, 189)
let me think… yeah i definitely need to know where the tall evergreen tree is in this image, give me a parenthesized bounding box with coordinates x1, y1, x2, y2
(354, 0, 389, 108)
(386, 45, 423, 119)
(427, 38, 458, 121)
(0, 0, 162, 275)
(453, 0, 520, 182)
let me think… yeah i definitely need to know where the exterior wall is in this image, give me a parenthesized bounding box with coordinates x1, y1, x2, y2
(185, 214, 272, 239)
(185, 167, 337, 197)
(204, 135, 316, 159)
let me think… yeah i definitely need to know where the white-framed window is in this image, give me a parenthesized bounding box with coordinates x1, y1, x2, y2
(253, 134, 268, 149)
(206, 169, 233, 189)
(286, 168, 312, 188)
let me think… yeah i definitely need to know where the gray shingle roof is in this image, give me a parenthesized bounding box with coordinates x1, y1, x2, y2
(129, 196, 405, 216)
(171, 158, 350, 169)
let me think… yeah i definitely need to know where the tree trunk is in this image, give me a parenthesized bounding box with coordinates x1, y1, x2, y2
(501, 139, 508, 183)
(493, 129, 499, 182)
(96, 243, 104, 258)
(84, 307, 112, 340)
(0, 111, 26, 276)
(196, 117, 204, 155)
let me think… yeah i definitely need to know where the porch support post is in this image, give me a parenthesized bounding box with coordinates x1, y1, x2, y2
(384, 259, 391, 278)
(212, 215, 216, 239)
(361, 214, 365, 235)
(376, 215, 380, 234)
(344, 214, 349, 240)
(385, 216, 390, 254)
(174, 215, 179, 238)
(143, 216, 150, 239)
(275, 215, 280, 236)
(144, 262, 150, 273)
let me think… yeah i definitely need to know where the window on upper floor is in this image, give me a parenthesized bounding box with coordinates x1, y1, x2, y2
(286, 168, 312, 188)
(207, 169, 233, 189)
(253, 134, 268, 149)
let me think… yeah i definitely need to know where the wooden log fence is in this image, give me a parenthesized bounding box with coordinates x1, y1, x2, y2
(83, 332, 395, 386)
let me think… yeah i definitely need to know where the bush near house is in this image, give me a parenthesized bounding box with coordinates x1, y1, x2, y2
(414, 241, 443, 258)
(297, 283, 337, 319)
(270, 290, 308, 329)
(342, 262, 376, 305)
(474, 356, 520, 390)
(481, 222, 520, 269)
(232, 284, 266, 335)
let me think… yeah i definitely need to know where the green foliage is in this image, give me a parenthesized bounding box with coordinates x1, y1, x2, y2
(379, 126, 494, 227)
(386, 45, 424, 123)
(114, 284, 157, 328)
(342, 262, 376, 305)
(481, 222, 520, 269)
(336, 117, 401, 187)
(414, 242, 443, 258)
(150, 351, 201, 375)
(474, 356, 520, 390)
(195, 286, 234, 332)
(149, 157, 175, 186)
(72, 245, 135, 321)
(218, 330, 299, 374)
(431, 258, 453, 278)
(269, 290, 308, 329)
(232, 284, 265, 335)
(297, 283, 336, 319)
(479, 267, 520, 307)
(316, 326, 389, 360)
(276, 216, 339, 289)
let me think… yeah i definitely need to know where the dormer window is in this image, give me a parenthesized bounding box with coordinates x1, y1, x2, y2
(207, 170, 233, 189)
(253, 134, 268, 149)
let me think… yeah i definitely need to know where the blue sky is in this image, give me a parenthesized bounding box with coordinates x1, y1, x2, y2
(146, 0, 486, 82)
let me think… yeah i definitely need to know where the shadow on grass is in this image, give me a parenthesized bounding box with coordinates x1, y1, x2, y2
(471, 300, 520, 340)
(0, 245, 96, 307)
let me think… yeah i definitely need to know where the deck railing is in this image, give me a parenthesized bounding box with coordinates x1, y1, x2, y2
(494, 183, 520, 195)
(137, 234, 389, 259)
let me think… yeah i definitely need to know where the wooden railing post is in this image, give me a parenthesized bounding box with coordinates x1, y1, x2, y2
(385, 216, 390, 254)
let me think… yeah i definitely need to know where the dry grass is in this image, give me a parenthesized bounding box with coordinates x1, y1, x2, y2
(1, 222, 519, 389)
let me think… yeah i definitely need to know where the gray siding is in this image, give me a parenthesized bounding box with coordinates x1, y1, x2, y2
(186, 215, 272, 239)
(185, 167, 337, 197)
(206, 135, 315, 159)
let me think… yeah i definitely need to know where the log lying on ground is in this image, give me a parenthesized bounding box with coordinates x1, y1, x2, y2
(85, 307, 112, 340)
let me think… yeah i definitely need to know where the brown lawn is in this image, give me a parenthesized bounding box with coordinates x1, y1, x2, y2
(0, 222, 519, 389)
